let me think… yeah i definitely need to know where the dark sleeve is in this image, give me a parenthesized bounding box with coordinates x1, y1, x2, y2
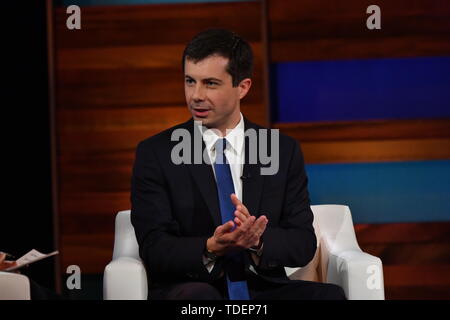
(257, 139, 317, 270)
(130, 140, 216, 282)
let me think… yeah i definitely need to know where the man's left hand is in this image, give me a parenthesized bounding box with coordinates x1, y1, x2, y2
(230, 193, 267, 248)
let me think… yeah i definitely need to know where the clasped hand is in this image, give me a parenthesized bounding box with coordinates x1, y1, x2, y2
(206, 194, 268, 256)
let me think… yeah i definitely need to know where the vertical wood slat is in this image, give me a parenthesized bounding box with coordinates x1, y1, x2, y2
(46, 0, 61, 293)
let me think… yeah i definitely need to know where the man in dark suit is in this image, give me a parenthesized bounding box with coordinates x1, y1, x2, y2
(131, 28, 345, 300)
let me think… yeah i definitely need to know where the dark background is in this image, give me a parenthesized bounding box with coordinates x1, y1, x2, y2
(3, 1, 55, 290)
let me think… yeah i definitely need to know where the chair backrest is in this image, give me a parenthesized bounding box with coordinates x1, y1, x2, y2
(113, 205, 358, 260)
(0, 272, 31, 300)
(112, 210, 139, 260)
(285, 205, 358, 280)
(311, 204, 360, 252)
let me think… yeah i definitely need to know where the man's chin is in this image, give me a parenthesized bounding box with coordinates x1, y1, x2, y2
(192, 115, 212, 126)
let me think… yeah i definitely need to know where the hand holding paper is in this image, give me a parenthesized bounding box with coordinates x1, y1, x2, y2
(2, 249, 58, 272)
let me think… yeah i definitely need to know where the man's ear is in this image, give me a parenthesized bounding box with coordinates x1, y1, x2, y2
(238, 78, 252, 100)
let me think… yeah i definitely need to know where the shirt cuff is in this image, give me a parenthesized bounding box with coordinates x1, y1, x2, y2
(202, 254, 215, 273)
(249, 242, 264, 257)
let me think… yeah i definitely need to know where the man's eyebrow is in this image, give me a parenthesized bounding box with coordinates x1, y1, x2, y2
(202, 77, 223, 83)
(184, 75, 222, 83)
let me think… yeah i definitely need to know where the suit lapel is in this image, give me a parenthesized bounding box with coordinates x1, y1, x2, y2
(242, 118, 265, 217)
(185, 120, 222, 227)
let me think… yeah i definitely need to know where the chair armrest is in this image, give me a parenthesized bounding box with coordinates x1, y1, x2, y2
(103, 257, 148, 300)
(0, 271, 31, 300)
(325, 249, 385, 300)
(312, 205, 385, 300)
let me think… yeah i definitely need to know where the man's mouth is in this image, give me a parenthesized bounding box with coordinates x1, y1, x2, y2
(192, 108, 210, 118)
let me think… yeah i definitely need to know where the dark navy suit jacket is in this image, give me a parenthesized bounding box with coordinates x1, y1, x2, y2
(131, 117, 317, 290)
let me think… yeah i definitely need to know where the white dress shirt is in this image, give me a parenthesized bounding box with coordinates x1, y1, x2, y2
(200, 112, 245, 201)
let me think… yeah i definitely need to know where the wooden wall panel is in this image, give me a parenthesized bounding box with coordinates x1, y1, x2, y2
(275, 119, 450, 163)
(275, 119, 450, 142)
(54, 1, 268, 274)
(269, 0, 450, 61)
(57, 52, 264, 109)
(55, 3, 262, 48)
(300, 138, 450, 164)
(355, 222, 450, 299)
(61, 234, 114, 274)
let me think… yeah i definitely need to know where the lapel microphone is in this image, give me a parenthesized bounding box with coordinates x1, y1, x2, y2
(240, 173, 251, 180)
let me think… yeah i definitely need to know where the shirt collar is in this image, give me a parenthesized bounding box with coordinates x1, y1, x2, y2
(198, 113, 244, 155)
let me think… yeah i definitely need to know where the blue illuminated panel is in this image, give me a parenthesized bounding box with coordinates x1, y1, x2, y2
(306, 160, 450, 224)
(273, 57, 450, 122)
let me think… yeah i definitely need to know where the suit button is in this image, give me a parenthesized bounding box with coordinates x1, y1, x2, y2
(268, 260, 278, 268)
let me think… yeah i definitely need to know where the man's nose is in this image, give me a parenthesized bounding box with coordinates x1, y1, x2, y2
(192, 84, 206, 101)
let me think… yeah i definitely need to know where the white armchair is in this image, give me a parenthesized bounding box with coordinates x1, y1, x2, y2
(102, 210, 148, 300)
(0, 271, 31, 300)
(103, 205, 384, 300)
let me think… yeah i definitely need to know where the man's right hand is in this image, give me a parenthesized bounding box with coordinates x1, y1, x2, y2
(206, 213, 268, 257)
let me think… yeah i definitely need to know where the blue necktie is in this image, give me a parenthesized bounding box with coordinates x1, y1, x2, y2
(213, 138, 250, 300)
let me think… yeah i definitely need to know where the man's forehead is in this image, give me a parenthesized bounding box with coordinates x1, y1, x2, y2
(184, 55, 230, 79)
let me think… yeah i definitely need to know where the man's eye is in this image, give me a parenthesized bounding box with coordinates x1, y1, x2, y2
(207, 81, 218, 86)
(185, 79, 194, 84)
